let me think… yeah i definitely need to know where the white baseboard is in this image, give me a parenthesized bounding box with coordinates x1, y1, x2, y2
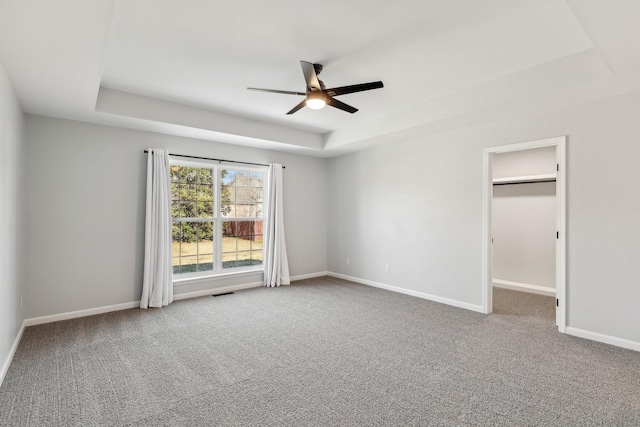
(22, 272, 330, 328)
(173, 281, 262, 300)
(24, 301, 141, 327)
(492, 279, 556, 297)
(565, 327, 640, 352)
(291, 271, 329, 281)
(328, 272, 484, 313)
(23, 281, 270, 327)
(0, 321, 26, 388)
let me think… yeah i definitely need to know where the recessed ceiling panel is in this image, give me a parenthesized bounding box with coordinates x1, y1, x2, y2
(101, 0, 592, 133)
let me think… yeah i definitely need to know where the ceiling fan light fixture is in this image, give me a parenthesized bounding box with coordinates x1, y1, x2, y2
(305, 92, 326, 109)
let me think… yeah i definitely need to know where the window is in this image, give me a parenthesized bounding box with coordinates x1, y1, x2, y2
(170, 161, 265, 278)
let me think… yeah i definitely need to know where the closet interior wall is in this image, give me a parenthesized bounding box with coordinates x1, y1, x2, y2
(492, 146, 557, 295)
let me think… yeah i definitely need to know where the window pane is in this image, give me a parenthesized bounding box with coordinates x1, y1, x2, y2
(196, 254, 213, 272)
(251, 172, 264, 187)
(250, 250, 263, 264)
(222, 220, 262, 269)
(172, 221, 181, 242)
(237, 251, 251, 267)
(235, 171, 251, 186)
(171, 181, 180, 201)
(233, 203, 251, 218)
(172, 222, 182, 274)
(254, 203, 263, 218)
(221, 167, 235, 219)
(223, 170, 264, 218)
(221, 169, 235, 184)
(222, 235, 237, 253)
(194, 222, 213, 273)
(235, 187, 251, 204)
(185, 167, 198, 184)
(197, 168, 213, 185)
(251, 238, 263, 251)
(222, 260, 237, 269)
(179, 255, 198, 274)
(253, 221, 263, 242)
(222, 221, 237, 269)
(197, 223, 213, 256)
(197, 200, 213, 217)
(170, 166, 215, 220)
(172, 220, 214, 274)
(177, 184, 196, 218)
(172, 166, 197, 184)
(181, 222, 196, 243)
(181, 184, 196, 201)
(221, 184, 232, 217)
(196, 184, 213, 211)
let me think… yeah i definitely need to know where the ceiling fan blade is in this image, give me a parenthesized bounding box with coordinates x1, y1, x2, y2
(247, 87, 306, 96)
(286, 100, 307, 115)
(326, 97, 358, 114)
(325, 81, 384, 97)
(300, 61, 322, 91)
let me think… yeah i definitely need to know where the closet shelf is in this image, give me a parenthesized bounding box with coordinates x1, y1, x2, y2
(492, 173, 556, 185)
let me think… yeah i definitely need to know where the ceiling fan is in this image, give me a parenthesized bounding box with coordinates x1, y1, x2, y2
(248, 61, 384, 115)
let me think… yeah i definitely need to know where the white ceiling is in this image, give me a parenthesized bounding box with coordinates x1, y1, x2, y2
(1, 0, 640, 157)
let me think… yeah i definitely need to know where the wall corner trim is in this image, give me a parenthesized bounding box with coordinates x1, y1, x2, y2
(565, 327, 640, 352)
(0, 321, 26, 388)
(327, 272, 485, 313)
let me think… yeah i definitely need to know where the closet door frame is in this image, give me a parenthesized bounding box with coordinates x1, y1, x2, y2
(482, 136, 567, 332)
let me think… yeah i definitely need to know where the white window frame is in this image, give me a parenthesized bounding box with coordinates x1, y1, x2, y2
(170, 158, 267, 282)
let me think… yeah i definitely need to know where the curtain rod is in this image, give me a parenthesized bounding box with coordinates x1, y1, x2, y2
(143, 151, 284, 169)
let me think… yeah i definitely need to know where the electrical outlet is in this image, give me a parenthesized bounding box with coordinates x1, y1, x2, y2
(385, 264, 390, 273)
(346, 258, 350, 265)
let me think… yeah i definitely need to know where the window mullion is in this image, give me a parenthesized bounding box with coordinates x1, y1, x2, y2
(214, 166, 222, 272)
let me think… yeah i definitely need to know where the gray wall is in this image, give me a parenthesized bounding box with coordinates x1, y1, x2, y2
(492, 147, 557, 288)
(492, 182, 556, 288)
(14, 87, 640, 347)
(492, 146, 557, 179)
(328, 90, 640, 344)
(0, 63, 24, 373)
(24, 116, 328, 318)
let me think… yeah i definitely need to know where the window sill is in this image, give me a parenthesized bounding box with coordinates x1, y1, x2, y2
(173, 269, 263, 286)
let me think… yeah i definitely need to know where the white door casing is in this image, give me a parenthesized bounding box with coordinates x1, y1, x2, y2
(482, 136, 566, 332)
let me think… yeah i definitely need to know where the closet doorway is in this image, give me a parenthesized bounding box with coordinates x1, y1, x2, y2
(482, 136, 566, 332)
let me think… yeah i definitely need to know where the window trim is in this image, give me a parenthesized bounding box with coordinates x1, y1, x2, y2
(173, 268, 264, 287)
(169, 158, 267, 281)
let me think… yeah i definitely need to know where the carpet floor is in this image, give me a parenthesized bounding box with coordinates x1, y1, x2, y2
(1, 277, 639, 426)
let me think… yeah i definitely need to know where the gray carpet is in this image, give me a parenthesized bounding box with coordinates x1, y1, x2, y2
(1, 277, 639, 426)
(492, 286, 556, 321)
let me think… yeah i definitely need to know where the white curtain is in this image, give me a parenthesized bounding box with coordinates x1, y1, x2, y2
(140, 149, 174, 308)
(264, 163, 290, 287)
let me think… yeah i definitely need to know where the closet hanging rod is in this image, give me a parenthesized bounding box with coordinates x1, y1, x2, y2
(493, 178, 555, 186)
(143, 151, 284, 169)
